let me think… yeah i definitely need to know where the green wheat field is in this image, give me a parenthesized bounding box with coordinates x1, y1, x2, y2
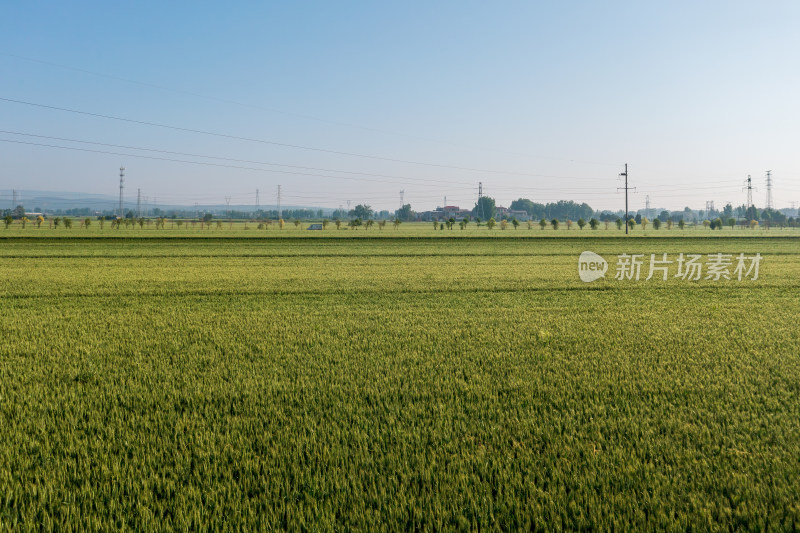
(1, 228, 799, 530)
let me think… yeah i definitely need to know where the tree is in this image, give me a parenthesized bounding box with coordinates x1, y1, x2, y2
(322, 219, 330, 230)
(510, 198, 545, 219)
(176, 220, 184, 229)
(294, 219, 301, 228)
(3, 215, 12, 229)
(702, 219, 711, 229)
(666, 219, 673, 230)
(577, 218, 586, 230)
(395, 204, 414, 221)
(487, 218, 496, 230)
(350, 218, 362, 230)
(36, 215, 44, 229)
(551, 218, 559, 230)
(750, 220, 758, 230)
(678, 219, 686, 230)
(565, 219, 572, 230)
(350, 204, 373, 220)
(659, 210, 670, 222)
(472, 197, 496, 220)
(627, 218, 635, 231)
(365, 219, 374, 230)
(279, 219, 285, 230)
(447, 217, 456, 230)
(432, 220, 438, 230)
(589, 218, 599, 230)
(84, 218, 91, 229)
(216, 220, 223, 229)
(20, 216, 29, 229)
(527, 220, 533, 230)
(63, 217, 73, 229)
(727, 217, 736, 230)
(539, 218, 547, 230)
(640, 217, 649, 230)
(615, 218, 623, 230)
(393, 218, 401, 230)
(652, 218, 661, 230)
(500, 219, 508, 230)
(722, 203, 733, 219)
(512, 218, 520, 230)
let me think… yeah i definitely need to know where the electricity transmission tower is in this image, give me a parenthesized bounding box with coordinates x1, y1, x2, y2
(743, 175, 755, 209)
(255, 189, 260, 212)
(137, 188, 142, 217)
(765, 170, 773, 210)
(645, 195, 651, 220)
(118, 166, 125, 218)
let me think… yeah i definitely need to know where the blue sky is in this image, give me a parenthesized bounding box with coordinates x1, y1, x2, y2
(2, 1, 799, 212)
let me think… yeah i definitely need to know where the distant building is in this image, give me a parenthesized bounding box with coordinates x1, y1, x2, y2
(508, 209, 530, 221)
(307, 223, 323, 230)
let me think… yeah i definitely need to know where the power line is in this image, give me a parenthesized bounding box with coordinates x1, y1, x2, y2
(0, 96, 602, 179)
(0, 52, 619, 168)
(0, 130, 475, 187)
(0, 138, 473, 188)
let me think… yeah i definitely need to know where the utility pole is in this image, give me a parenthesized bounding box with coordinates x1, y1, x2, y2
(118, 166, 125, 218)
(765, 170, 773, 210)
(137, 188, 141, 218)
(255, 189, 260, 213)
(478, 182, 484, 220)
(277, 185, 282, 220)
(399, 189, 404, 209)
(617, 164, 634, 234)
(12, 189, 18, 208)
(444, 196, 447, 208)
(645, 195, 651, 220)
(225, 196, 231, 219)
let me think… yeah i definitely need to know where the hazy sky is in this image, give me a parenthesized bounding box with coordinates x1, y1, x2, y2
(2, 1, 799, 212)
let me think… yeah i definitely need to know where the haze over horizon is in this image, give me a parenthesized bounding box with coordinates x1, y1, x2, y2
(2, 1, 799, 213)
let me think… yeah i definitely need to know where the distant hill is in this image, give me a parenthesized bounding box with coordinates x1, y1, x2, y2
(0, 189, 328, 215)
